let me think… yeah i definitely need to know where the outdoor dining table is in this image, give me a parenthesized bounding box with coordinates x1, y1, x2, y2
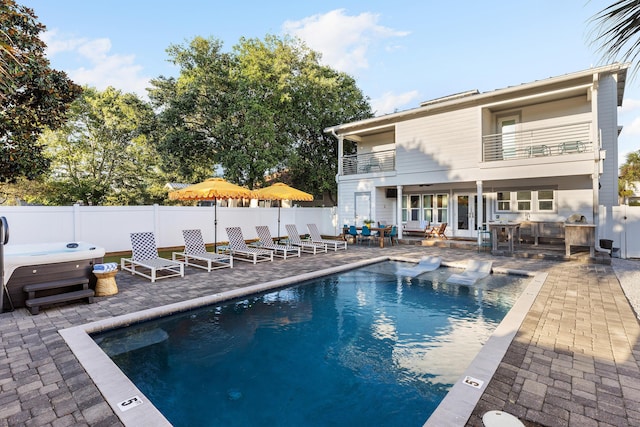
(343, 226, 393, 248)
(488, 221, 521, 254)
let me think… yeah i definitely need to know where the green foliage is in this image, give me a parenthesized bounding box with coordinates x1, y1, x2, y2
(32, 87, 165, 205)
(0, 0, 82, 182)
(149, 34, 372, 197)
(590, 1, 640, 75)
(619, 149, 640, 202)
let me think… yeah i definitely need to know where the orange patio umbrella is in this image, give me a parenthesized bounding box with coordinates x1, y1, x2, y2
(169, 178, 254, 250)
(253, 183, 313, 240)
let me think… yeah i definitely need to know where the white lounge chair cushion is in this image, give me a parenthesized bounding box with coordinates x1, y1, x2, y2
(395, 255, 442, 277)
(446, 260, 493, 285)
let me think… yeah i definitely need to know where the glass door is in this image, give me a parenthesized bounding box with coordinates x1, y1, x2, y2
(455, 194, 487, 238)
(455, 195, 472, 237)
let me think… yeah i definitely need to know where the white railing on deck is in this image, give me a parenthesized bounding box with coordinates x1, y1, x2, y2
(483, 121, 593, 162)
(342, 149, 396, 175)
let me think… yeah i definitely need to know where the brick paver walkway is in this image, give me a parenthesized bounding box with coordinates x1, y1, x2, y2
(468, 263, 640, 427)
(1, 244, 638, 426)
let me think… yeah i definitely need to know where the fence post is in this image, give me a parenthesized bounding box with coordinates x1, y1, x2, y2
(73, 204, 80, 241)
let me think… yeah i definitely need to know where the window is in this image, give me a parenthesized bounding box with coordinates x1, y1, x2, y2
(516, 191, 531, 211)
(401, 195, 420, 222)
(423, 195, 434, 223)
(496, 190, 556, 212)
(497, 192, 511, 211)
(537, 190, 554, 211)
(436, 194, 448, 223)
(403, 193, 448, 223)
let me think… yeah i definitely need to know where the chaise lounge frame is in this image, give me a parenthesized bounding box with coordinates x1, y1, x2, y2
(121, 232, 184, 283)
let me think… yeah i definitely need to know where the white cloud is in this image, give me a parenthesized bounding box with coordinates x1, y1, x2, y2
(371, 90, 420, 116)
(622, 115, 640, 136)
(620, 97, 640, 114)
(41, 30, 151, 99)
(282, 9, 409, 76)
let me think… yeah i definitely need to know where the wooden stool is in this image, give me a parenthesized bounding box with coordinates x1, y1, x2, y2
(94, 270, 118, 296)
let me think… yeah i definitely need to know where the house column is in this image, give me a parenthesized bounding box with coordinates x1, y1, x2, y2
(397, 185, 403, 239)
(337, 135, 344, 176)
(476, 181, 483, 246)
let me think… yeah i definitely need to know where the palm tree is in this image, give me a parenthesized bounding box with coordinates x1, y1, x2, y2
(619, 150, 640, 202)
(590, 1, 640, 73)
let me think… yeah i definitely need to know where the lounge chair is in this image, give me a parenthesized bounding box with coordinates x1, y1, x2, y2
(285, 224, 327, 254)
(121, 232, 184, 282)
(307, 224, 347, 251)
(426, 223, 448, 239)
(224, 227, 274, 264)
(445, 260, 493, 286)
(173, 229, 233, 271)
(395, 256, 441, 278)
(254, 226, 301, 259)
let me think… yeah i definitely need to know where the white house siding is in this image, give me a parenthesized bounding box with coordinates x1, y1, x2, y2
(516, 96, 590, 130)
(338, 180, 375, 225)
(358, 131, 395, 154)
(597, 74, 620, 207)
(395, 107, 480, 183)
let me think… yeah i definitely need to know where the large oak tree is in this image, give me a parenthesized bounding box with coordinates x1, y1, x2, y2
(149, 34, 371, 199)
(0, 0, 82, 182)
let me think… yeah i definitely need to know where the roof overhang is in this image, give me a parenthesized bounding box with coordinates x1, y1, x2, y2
(324, 63, 630, 138)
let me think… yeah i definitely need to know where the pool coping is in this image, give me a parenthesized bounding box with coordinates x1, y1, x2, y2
(59, 256, 545, 426)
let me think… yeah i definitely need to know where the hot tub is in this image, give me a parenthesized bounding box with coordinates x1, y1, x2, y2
(2, 242, 106, 312)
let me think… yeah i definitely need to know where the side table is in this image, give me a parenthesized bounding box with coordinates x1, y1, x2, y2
(94, 270, 118, 296)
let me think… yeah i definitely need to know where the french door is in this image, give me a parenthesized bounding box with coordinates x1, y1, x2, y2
(454, 194, 487, 238)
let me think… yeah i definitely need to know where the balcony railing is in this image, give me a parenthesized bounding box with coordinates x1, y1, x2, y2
(342, 149, 396, 175)
(483, 121, 593, 162)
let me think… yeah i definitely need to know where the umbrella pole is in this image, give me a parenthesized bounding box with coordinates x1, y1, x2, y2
(214, 199, 217, 252)
(277, 202, 281, 241)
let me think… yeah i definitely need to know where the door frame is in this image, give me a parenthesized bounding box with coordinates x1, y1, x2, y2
(454, 193, 488, 238)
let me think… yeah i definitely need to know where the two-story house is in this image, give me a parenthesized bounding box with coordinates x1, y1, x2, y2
(325, 63, 629, 246)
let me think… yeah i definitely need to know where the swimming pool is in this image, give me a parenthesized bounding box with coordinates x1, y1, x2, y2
(90, 261, 530, 426)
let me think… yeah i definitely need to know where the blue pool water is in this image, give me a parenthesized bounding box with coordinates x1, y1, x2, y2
(93, 262, 528, 426)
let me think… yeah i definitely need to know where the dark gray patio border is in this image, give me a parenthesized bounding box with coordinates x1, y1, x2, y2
(59, 256, 544, 426)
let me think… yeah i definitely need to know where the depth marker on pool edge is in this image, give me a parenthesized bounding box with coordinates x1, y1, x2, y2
(118, 396, 143, 412)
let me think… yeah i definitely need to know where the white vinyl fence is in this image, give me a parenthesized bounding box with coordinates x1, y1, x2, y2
(0, 205, 338, 253)
(611, 205, 640, 259)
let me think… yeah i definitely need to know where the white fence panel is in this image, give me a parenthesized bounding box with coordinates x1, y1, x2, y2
(0, 205, 337, 253)
(0, 206, 75, 244)
(613, 205, 640, 259)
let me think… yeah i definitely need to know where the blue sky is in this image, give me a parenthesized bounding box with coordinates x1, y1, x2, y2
(21, 0, 640, 164)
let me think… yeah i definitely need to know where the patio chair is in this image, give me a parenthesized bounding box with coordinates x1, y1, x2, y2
(386, 225, 398, 246)
(426, 223, 448, 239)
(307, 224, 347, 251)
(173, 229, 233, 271)
(121, 232, 184, 282)
(358, 225, 373, 246)
(254, 226, 301, 259)
(346, 225, 359, 244)
(224, 227, 273, 264)
(285, 224, 328, 254)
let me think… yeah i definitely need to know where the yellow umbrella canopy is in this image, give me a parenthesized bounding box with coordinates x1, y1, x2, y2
(253, 182, 313, 202)
(254, 183, 313, 240)
(169, 178, 254, 250)
(169, 178, 254, 201)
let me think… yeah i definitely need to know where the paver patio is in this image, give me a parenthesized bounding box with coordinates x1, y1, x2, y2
(0, 243, 638, 426)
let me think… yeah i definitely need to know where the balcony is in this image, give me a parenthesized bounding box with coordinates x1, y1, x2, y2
(483, 121, 593, 162)
(342, 149, 396, 176)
